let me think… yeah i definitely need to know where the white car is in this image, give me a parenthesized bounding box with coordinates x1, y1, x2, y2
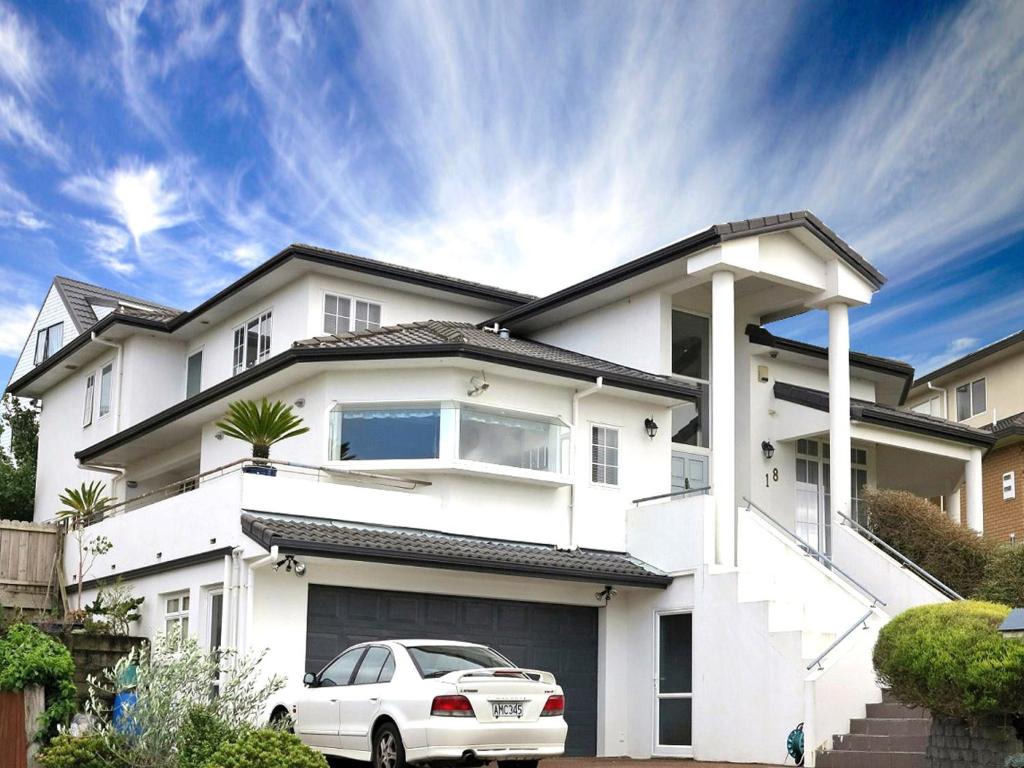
(281, 639, 568, 768)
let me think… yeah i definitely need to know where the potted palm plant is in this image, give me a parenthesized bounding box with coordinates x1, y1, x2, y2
(215, 398, 310, 476)
(57, 481, 115, 613)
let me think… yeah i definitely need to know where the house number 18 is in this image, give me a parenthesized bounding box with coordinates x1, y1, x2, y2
(765, 468, 779, 487)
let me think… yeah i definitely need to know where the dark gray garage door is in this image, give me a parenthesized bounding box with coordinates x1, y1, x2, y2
(305, 584, 599, 756)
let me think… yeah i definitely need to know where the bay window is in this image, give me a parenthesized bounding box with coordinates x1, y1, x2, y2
(330, 406, 441, 460)
(459, 406, 566, 472)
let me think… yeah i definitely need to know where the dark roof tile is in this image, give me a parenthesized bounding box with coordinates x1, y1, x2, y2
(53, 276, 181, 332)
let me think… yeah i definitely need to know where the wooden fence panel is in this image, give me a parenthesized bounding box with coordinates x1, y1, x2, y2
(0, 520, 60, 611)
(0, 689, 28, 768)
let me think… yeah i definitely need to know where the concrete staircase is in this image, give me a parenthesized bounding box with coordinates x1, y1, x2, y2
(816, 691, 931, 768)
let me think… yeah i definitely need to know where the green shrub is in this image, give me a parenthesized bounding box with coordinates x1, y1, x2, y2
(36, 733, 118, 768)
(874, 601, 1024, 718)
(0, 624, 77, 741)
(976, 544, 1024, 606)
(864, 489, 990, 596)
(178, 706, 237, 768)
(202, 728, 328, 768)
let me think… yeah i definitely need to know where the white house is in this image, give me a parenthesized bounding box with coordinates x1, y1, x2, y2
(7, 213, 995, 764)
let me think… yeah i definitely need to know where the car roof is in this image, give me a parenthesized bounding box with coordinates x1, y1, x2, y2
(392, 639, 491, 648)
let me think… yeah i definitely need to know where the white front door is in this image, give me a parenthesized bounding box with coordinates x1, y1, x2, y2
(795, 450, 821, 551)
(654, 612, 693, 757)
(672, 451, 709, 494)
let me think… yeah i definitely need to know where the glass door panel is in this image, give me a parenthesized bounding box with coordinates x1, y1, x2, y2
(656, 613, 693, 754)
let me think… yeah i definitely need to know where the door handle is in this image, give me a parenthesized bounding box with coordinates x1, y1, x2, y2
(369, 697, 380, 702)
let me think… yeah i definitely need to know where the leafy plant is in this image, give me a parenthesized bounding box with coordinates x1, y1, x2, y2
(863, 488, 990, 596)
(874, 601, 1024, 719)
(202, 728, 327, 768)
(84, 582, 144, 636)
(37, 733, 121, 768)
(57, 481, 115, 612)
(0, 623, 77, 741)
(975, 544, 1024, 607)
(0, 394, 39, 522)
(215, 398, 309, 460)
(177, 706, 238, 768)
(85, 631, 284, 766)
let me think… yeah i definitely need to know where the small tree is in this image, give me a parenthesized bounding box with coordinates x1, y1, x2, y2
(57, 481, 115, 612)
(215, 398, 310, 460)
(0, 395, 39, 521)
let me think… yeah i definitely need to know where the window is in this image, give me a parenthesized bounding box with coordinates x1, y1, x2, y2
(165, 592, 190, 637)
(34, 322, 63, 364)
(324, 294, 381, 334)
(208, 591, 223, 651)
(186, 350, 203, 398)
(956, 378, 986, 421)
(407, 645, 512, 678)
(83, 373, 95, 427)
(319, 647, 366, 687)
(1005, 472, 1017, 501)
(98, 363, 113, 418)
(353, 646, 393, 685)
(459, 406, 566, 472)
(911, 397, 942, 417)
(330, 406, 441, 460)
(671, 311, 710, 448)
(657, 613, 693, 748)
(232, 310, 272, 374)
(591, 426, 619, 485)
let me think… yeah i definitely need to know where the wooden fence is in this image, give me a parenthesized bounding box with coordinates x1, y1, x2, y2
(0, 520, 61, 612)
(0, 685, 43, 768)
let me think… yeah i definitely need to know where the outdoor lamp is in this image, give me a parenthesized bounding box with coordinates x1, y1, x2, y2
(761, 440, 775, 459)
(644, 417, 658, 439)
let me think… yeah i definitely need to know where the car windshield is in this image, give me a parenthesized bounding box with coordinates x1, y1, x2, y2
(407, 645, 512, 678)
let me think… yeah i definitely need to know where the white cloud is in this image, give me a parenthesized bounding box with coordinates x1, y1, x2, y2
(0, 93, 66, 162)
(0, 303, 38, 357)
(0, 3, 43, 97)
(229, 243, 264, 267)
(63, 164, 191, 249)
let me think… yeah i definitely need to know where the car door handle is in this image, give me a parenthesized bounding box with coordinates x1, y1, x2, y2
(369, 697, 380, 702)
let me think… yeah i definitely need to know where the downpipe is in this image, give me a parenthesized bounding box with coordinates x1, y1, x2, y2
(566, 377, 603, 550)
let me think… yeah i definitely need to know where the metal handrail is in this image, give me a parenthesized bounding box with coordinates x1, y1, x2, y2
(632, 485, 711, 506)
(835, 511, 963, 601)
(806, 608, 874, 671)
(741, 497, 886, 608)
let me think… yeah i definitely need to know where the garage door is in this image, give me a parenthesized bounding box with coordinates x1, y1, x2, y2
(305, 584, 599, 756)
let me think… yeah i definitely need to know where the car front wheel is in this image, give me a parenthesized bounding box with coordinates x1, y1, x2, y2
(374, 723, 406, 768)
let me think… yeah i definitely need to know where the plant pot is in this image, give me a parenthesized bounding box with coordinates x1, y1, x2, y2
(242, 464, 277, 477)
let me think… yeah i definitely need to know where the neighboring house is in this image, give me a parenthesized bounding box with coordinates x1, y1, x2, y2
(7, 213, 994, 765)
(906, 330, 1024, 541)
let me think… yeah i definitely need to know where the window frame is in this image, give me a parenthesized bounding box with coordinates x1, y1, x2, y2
(955, 377, 986, 421)
(34, 322, 64, 365)
(590, 424, 620, 487)
(185, 348, 203, 398)
(231, 309, 273, 375)
(83, 372, 95, 427)
(323, 291, 382, 335)
(97, 362, 114, 419)
(164, 591, 191, 638)
(317, 647, 368, 688)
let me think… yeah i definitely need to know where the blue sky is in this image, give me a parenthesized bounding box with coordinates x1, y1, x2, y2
(1, 0, 1022, 385)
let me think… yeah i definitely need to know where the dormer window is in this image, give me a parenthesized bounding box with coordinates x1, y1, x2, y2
(34, 322, 63, 364)
(324, 294, 381, 334)
(232, 310, 272, 375)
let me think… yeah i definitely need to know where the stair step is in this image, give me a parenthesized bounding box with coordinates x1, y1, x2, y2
(817, 750, 926, 768)
(849, 717, 931, 736)
(865, 702, 930, 719)
(831, 733, 928, 752)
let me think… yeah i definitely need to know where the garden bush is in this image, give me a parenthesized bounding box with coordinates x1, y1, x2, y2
(863, 488, 990, 596)
(874, 601, 1024, 719)
(36, 733, 119, 768)
(177, 706, 238, 768)
(0, 623, 77, 740)
(202, 728, 328, 768)
(976, 543, 1024, 607)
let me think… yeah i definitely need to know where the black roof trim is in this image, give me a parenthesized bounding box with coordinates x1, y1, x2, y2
(487, 211, 885, 328)
(913, 329, 1024, 387)
(986, 410, 1024, 442)
(75, 345, 697, 463)
(7, 245, 535, 397)
(773, 381, 995, 447)
(77, 546, 234, 592)
(746, 325, 914, 404)
(241, 514, 672, 588)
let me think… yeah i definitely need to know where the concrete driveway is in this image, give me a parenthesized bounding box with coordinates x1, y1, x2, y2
(546, 759, 782, 768)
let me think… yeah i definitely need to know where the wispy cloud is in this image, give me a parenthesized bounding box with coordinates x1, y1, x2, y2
(0, 2, 44, 97)
(0, 303, 38, 357)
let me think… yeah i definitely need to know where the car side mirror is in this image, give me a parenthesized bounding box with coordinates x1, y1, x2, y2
(303, 672, 317, 687)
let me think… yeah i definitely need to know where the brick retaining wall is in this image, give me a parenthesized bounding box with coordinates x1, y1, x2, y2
(926, 715, 1023, 768)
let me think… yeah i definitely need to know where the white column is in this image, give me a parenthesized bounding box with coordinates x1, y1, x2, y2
(828, 302, 852, 521)
(966, 448, 984, 533)
(711, 269, 736, 567)
(945, 486, 962, 525)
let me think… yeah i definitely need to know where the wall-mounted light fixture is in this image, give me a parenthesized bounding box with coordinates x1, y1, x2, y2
(274, 554, 307, 577)
(761, 440, 775, 460)
(595, 585, 618, 604)
(294, 398, 306, 409)
(644, 417, 659, 439)
(125, 480, 138, 489)
(214, 431, 224, 440)
(467, 372, 490, 397)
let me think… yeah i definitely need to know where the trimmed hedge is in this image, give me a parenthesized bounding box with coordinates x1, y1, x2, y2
(36, 734, 119, 768)
(863, 489, 990, 596)
(976, 544, 1024, 607)
(202, 729, 328, 768)
(874, 601, 1024, 719)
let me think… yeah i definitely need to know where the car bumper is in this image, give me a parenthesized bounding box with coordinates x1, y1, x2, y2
(406, 717, 567, 763)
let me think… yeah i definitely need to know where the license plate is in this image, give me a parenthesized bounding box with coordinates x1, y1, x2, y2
(491, 701, 525, 719)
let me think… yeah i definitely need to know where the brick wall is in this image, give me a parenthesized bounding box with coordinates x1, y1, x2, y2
(981, 443, 1024, 543)
(927, 715, 1023, 768)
